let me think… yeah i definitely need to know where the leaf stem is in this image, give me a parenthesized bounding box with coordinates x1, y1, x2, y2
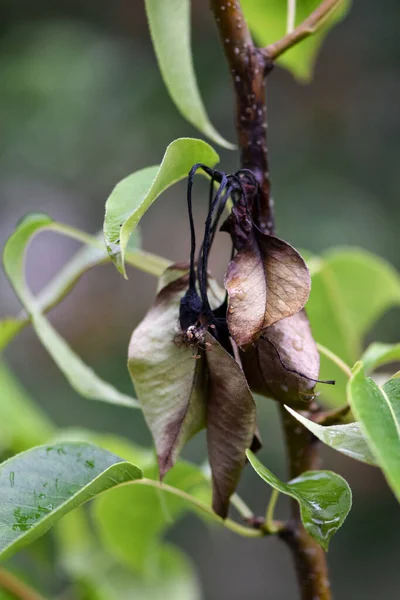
(262, 0, 344, 60)
(50, 223, 170, 277)
(0, 568, 47, 600)
(265, 488, 280, 531)
(316, 342, 352, 378)
(120, 478, 271, 538)
(287, 0, 297, 34)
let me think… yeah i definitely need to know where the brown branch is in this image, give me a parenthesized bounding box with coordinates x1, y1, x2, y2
(209, 0, 274, 234)
(209, 1, 332, 598)
(278, 406, 331, 600)
(0, 568, 47, 600)
(262, 0, 344, 60)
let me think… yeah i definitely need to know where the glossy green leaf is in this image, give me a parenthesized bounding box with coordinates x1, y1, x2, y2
(2, 214, 140, 409)
(307, 248, 400, 405)
(285, 405, 377, 465)
(242, 0, 350, 81)
(0, 225, 168, 353)
(104, 138, 219, 277)
(361, 342, 400, 374)
(145, 0, 232, 149)
(348, 364, 400, 501)
(92, 460, 210, 572)
(246, 450, 352, 550)
(0, 442, 142, 560)
(0, 361, 54, 453)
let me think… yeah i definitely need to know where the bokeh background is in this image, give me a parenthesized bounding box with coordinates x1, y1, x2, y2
(1, 1, 400, 598)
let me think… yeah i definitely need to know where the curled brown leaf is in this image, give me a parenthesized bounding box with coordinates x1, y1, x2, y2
(224, 230, 310, 347)
(241, 310, 320, 407)
(128, 267, 207, 478)
(205, 332, 257, 518)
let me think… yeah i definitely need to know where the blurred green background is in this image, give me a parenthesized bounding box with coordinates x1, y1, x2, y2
(1, 1, 400, 598)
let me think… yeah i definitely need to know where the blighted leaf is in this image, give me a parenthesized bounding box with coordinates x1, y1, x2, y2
(242, 0, 351, 82)
(361, 342, 400, 374)
(205, 333, 256, 518)
(285, 406, 377, 465)
(0, 443, 142, 560)
(348, 365, 400, 501)
(2, 214, 139, 409)
(145, 0, 233, 150)
(128, 269, 207, 478)
(225, 231, 310, 347)
(103, 138, 219, 277)
(247, 450, 352, 550)
(242, 310, 320, 407)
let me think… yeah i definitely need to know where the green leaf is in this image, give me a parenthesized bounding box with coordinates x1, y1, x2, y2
(307, 248, 400, 405)
(0, 361, 54, 453)
(361, 342, 400, 374)
(0, 224, 169, 353)
(246, 450, 352, 550)
(242, 0, 351, 82)
(2, 213, 140, 409)
(284, 406, 377, 465)
(92, 460, 209, 572)
(0, 442, 142, 560)
(104, 138, 219, 277)
(348, 364, 400, 502)
(144, 0, 233, 149)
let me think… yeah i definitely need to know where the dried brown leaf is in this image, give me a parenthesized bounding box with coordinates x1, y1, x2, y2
(205, 332, 257, 518)
(128, 267, 206, 478)
(242, 310, 320, 407)
(224, 231, 310, 347)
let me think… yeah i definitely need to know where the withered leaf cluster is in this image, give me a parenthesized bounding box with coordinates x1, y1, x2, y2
(129, 165, 330, 518)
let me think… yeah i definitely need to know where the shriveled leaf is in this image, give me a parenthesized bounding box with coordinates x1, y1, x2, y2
(361, 342, 400, 374)
(247, 450, 352, 550)
(2, 214, 139, 409)
(285, 406, 377, 465)
(104, 138, 219, 277)
(145, 0, 232, 150)
(242, 310, 320, 407)
(128, 269, 207, 478)
(0, 442, 142, 560)
(225, 231, 310, 347)
(308, 248, 400, 405)
(0, 361, 54, 453)
(242, 0, 351, 82)
(348, 365, 400, 501)
(92, 460, 209, 572)
(206, 333, 256, 518)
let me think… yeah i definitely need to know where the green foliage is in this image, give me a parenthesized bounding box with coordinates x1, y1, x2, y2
(144, 0, 233, 149)
(104, 137, 219, 277)
(241, 0, 351, 81)
(285, 406, 377, 465)
(0, 443, 142, 561)
(307, 249, 400, 405)
(247, 450, 352, 550)
(0, 362, 54, 453)
(2, 213, 140, 408)
(361, 342, 400, 373)
(348, 365, 400, 502)
(93, 461, 209, 572)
